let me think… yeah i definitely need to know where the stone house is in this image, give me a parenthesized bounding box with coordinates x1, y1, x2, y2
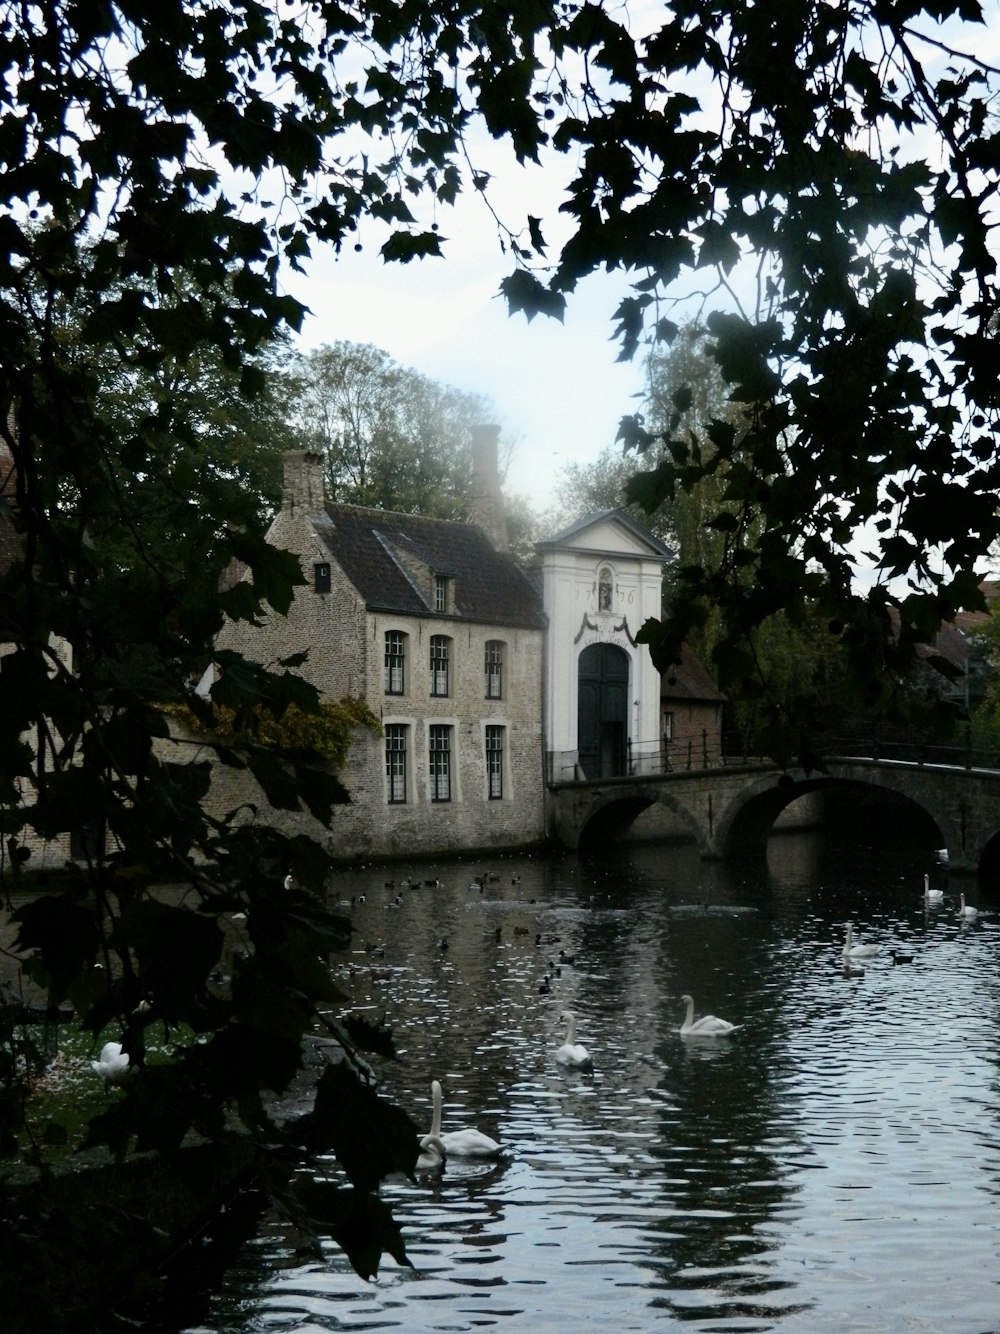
(209, 445, 548, 860)
(204, 451, 735, 860)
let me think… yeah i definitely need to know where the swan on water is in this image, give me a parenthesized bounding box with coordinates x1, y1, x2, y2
(416, 1132, 447, 1172)
(428, 1079, 502, 1157)
(843, 923, 879, 958)
(679, 994, 740, 1037)
(555, 1010, 593, 1068)
(958, 893, 979, 921)
(924, 874, 944, 903)
(92, 1041, 130, 1084)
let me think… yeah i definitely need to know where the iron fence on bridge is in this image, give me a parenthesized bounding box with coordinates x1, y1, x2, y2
(555, 733, 753, 783)
(554, 731, 1000, 784)
(818, 733, 1000, 772)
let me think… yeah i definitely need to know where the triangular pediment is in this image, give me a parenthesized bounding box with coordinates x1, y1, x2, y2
(537, 509, 671, 562)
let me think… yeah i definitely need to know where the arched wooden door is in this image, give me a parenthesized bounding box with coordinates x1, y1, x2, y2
(577, 644, 629, 779)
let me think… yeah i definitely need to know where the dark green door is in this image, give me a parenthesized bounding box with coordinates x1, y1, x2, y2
(577, 644, 629, 779)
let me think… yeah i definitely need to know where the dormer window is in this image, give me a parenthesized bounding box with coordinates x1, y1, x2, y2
(434, 574, 450, 614)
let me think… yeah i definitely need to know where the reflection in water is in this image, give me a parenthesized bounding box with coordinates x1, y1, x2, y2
(181, 830, 1000, 1332)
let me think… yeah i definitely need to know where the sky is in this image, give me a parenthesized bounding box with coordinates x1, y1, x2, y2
(281, 146, 652, 516)
(287, 243, 646, 514)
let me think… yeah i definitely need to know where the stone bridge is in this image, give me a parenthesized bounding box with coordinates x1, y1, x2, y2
(545, 756, 1000, 875)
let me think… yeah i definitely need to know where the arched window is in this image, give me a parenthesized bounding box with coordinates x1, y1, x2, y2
(430, 634, 450, 696)
(385, 724, 408, 803)
(429, 724, 452, 801)
(384, 630, 406, 694)
(484, 640, 504, 698)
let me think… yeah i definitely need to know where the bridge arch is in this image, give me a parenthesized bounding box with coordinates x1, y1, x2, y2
(550, 760, 977, 865)
(713, 771, 946, 860)
(575, 783, 709, 854)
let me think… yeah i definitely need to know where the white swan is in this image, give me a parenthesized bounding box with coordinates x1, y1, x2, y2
(428, 1079, 502, 1157)
(958, 893, 979, 921)
(924, 874, 944, 903)
(92, 1041, 130, 1084)
(843, 923, 879, 959)
(555, 1009, 593, 1068)
(679, 994, 740, 1037)
(416, 1132, 447, 1172)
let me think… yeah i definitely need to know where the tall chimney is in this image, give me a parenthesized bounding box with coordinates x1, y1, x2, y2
(282, 450, 325, 515)
(467, 424, 507, 550)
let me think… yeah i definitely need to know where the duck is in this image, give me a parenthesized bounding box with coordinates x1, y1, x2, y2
(679, 994, 740, 1038)
(555, 1009, 593, 1068)
(843, 923, 879, 959)
(415, 1132, 447, 1172)
(92, 1041, 131, 1085)
(889, 948, 914, 965)
(958, 893, 979, 921)
(428, 1079, 502, 1157)
(924, 874, 944, 904)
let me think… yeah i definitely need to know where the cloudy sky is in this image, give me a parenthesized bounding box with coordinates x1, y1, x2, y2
(282, 145, 653, 514)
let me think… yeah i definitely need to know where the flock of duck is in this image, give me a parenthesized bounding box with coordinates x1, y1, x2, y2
(89, 868, 981, 1170)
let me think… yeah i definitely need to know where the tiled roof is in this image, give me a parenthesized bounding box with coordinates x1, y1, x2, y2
(661, 642, 727, 702)
(317, 504, 546, 630)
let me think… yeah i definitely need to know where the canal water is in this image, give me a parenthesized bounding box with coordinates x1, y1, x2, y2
(181, 825, 1000, 1333)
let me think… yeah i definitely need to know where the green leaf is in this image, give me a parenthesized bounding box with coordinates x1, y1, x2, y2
(14, 894, 100, 1002)
(499, 269, 566, 323)
(298, 1062, 422, 1190)
(380, 231, 445, 262)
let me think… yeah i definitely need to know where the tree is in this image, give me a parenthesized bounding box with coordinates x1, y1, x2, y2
(552, 444, 675, 545)
(3, 0, 999, 1315)
(637, 326, 845, 749)
(286, 341, 497, 517)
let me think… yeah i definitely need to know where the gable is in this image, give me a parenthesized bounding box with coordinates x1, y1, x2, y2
(537, 509, 672, 563)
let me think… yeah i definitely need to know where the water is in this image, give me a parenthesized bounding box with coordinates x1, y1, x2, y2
(181, 830, 1000, 1333)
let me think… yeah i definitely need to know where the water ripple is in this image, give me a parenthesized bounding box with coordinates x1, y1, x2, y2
(185, 841, 1000, 1332)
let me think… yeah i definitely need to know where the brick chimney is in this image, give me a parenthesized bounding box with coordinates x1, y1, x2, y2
(282, 450, 325, 515)
(467, 424, 508, 550)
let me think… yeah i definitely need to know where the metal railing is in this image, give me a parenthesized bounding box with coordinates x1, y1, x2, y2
(554, 732, 764, 784)
(553, 730, 1000, 784)
(818, 733, 1000, 772)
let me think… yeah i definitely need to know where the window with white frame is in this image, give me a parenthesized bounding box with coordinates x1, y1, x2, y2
(484, 639, 503, 698)
(384, 630, 406, 694)
(486, 725, 504, 799)
(385, 724, 408, 803)
(429, 724, 452, 802)
(434, 574, 449, 613)
(429, 634, 450, 697)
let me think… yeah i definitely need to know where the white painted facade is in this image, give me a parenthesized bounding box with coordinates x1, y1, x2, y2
(538, 512, 671, 783)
